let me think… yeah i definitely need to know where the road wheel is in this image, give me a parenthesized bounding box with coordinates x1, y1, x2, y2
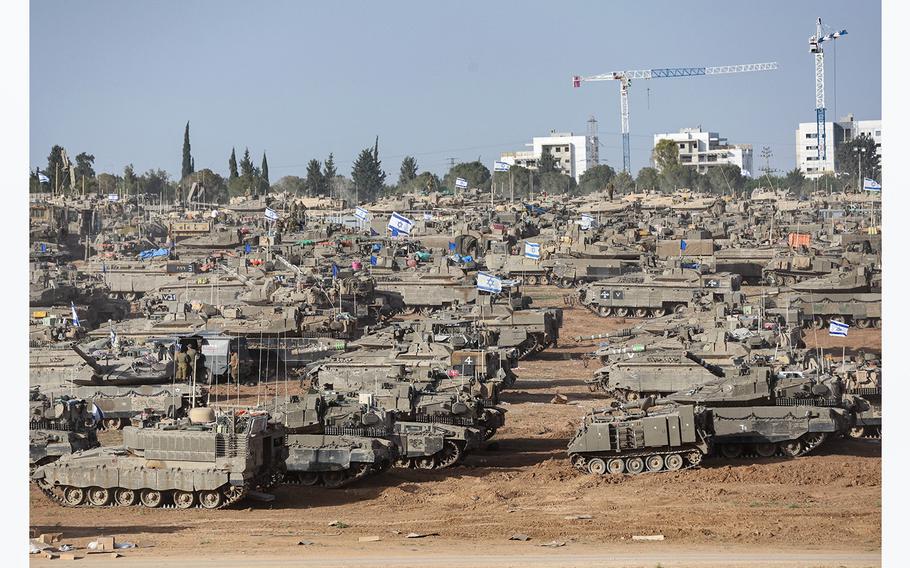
(633, 308, 648, 318)
(765, 273, 779, 286)
(778, 440, 803, 458)
(849, 426, 866, 439)
(625, 390, 640, 402)
(198, 490, 222, 509)
(615, 307, 630, 317)
(63, 486, 85, 506)
(754, 443, 776, 457)
(673, 304, 687, 315)
(646, 455, 665, 472)
(664, 454, 683, 471)
(606, 458, 625, 475)
(415, 456, 436, 470)
(783, 275, 797, 286)
(173, 490, 194, 509)
(104, 418, 122, 430)
(810, 316, 825, 329)
(873, 319, 882, 329)
(140, 489, 163, 508)
(625, 457, 644, 474)
(436, 440, 464, 468)
(526, 275, 539, 286)
(114, 488, 136, 506)
(298, 472, 320, 486)
(321, 471, 347, 488)
(650, 307, 667, 317)
(855, 318, 871, 329)
(87, 487, 110, 506)
(587, 458, 607, 475)
(597, 306, 612, 318)
(719, 444, 743, 459)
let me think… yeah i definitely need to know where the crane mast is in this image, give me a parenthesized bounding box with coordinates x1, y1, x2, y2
(573, 62, 778, 174)
(809, 18, 848, 161)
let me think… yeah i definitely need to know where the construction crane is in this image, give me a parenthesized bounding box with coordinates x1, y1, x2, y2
(572, 62, 778, 173)
(809, 17, 848, 161)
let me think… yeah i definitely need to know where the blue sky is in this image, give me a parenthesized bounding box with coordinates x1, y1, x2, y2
(30, 0, 881, 181)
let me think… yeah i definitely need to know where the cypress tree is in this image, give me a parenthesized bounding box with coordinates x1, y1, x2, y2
(260, 152, 270, 193)
(229, 148, 238, 179)
(181, 121, 194, 179)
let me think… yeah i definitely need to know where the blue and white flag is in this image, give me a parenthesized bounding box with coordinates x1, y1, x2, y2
(828, 320, 849, 337)
(38, 173, 50, 183)
(524, 241, 541, 260)
(476, 272, 503, 293)
(107, 194, 119, 202)
(680, 239, 688, 251)
(493, 161, 511, 172)
(387, 212, 414, 235)
(423, 212, 432, 221)
(110, 327, 117, 346)
(331, 263, 339, 279)
(264, 207, 279, 221)
(863, 178, 881, 192)
(579, 213, 595, 230)
(370, 255, 378, 266)
(455, 177, 468, 189)
(354, 206, 370, 221)
(70, 301, 80, 328)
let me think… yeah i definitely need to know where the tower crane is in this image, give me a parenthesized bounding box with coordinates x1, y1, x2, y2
(572, 62, 778, 173)
(809, 17, 847, 161)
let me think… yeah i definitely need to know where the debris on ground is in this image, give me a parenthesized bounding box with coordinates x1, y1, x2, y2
(509, 534, 531, 541)
(550, 393, 568, 404)
(358, 536, 381, 542)
(405, 532, 439, 539)
(632, 534, 665, 541)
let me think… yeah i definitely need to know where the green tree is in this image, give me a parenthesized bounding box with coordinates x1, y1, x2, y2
(538, 150, 558, 174)
(351, 140, 386, 202)
(399, 156, 418, 186)
(652, 139, 679, 171)
(181, 121, 194, 179)
(537, 171, 576, 194)
(46, 145, 68, 193)
(74, 152, 95, 181)
(659, 164, 691, 193)
(97, 173, 120, 196)
(636, 167, 660, 191)
(228, 148, 238, 179)
(706, 164, 744, 196)
(180, 169, 228, 203)
(123, 164, 137, 196)
(613, 170, 635, 192)
(492, 165, 531, 200)
(835, 133, 881, 187)
(139, 169, 171, 198)
(305, 159, 326, 196)
(239, 148, 254, 179)
(260, 152, 270, 193)
(323, 153, 337, 181)
(443, 161, 491, 192)
(577, 164, 615, 194)
(272, 175, 306, 195)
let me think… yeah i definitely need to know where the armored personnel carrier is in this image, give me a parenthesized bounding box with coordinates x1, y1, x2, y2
(30, 390, 99, 470)
(32, 409, 287, 509)
(577, 268, 741, 318)
(568, 352, 862, 475)
(762, 254, 841, 286)
(275, 393, 395, 487)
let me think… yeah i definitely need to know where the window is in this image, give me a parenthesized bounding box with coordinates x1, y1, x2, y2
(805, 133, 817, 139)
(875, 130, 881, 137)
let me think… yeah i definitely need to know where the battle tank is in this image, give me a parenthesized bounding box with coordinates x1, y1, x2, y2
(273, 393, 395, 487)
(32, 409, 287, 509)
(30, 390, 99, 470)
(834, 359, 882, 439)
(567, 352, 863, 475)
(762, 254, 841, 287)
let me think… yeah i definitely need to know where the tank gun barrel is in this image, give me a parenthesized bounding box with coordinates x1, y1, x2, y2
(71, 345, 104, 373)
(684, 351, 726, 378)
(574, 328, 636, 342)
(619, 394, 673, 412)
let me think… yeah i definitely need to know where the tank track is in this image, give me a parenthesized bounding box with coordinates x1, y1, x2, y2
(283, 461, 383, 488)
(711, 432, 830, 460)
(849, 425, 882, 440)
(34, 479, 250, 509)
(570, 446, 705, 476)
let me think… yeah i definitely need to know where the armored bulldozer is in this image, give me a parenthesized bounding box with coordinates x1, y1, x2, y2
(32, 410, 287, 509)
(274, 393, 395, 488)
(30, 390, 99, 470)
(568, 352, 863, 475)
(577, 268, 741, 319)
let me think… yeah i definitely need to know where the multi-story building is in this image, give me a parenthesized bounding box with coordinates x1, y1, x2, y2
(652, 128, 753, 176)
(796, 114, 882, 178)
(499, 130, 596, 182)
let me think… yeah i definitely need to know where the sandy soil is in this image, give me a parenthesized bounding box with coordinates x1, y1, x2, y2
(29, 286, 882, 566)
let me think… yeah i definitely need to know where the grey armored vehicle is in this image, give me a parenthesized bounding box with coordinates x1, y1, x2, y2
(32, 409, 287, 508)
(567, 352, 863, 475)
(275, 393, 396, 487)
(30, 390, 99, 470)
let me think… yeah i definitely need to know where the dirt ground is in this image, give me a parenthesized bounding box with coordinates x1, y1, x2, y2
(29, 286, 882, 567)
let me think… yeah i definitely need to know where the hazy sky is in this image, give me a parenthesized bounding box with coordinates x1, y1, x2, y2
(30, 0, 881, 181)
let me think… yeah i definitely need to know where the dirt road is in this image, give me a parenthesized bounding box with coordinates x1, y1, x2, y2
(29, 287, 881, 566)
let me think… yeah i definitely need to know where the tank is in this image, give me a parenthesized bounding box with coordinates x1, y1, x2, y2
(32, 410, 287, 509)
(567, 352, 863, 475)
(274, 393, 396, 488)
(30, 390, 99, 470)
(762, 254, 841, 287)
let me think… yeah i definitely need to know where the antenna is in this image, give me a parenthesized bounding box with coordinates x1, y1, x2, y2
(586, 116, 600, 167)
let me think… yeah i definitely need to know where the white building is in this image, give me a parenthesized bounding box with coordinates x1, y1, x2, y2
(796, 114, 882, 178)
(652, 128, 753, 177)
(499, 130, 596, 182)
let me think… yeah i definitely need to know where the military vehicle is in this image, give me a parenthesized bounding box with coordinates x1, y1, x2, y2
(32, 409, 287, 508)
(836, 360, 882, 439)
(72, 383, 206, 429)
(30, 390, 99, 470)
(567, 352, 862, 475)
(762, 254, 842, 286)
(778, 293, 881, 329)
(549, 257, 638, 288)
(577, 268, 742, 318)
(274, 393, 396, 487)
(373, 269, 478, 314)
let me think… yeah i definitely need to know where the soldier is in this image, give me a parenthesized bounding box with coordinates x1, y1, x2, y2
(186, 343, 199, 379)
(175, 346, 190, 381)
(229, 350, 240, 383)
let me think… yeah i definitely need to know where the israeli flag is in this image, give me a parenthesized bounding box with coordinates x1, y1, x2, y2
(38, 173, 50, 183)
(579, 213, 595, 230)
(524, 242, 541, 260)
(107, 194, 119, 202)
(494, 161, 511, 172)
(110, 328, 117, 346)
(423, 212, 433, 221)
(680, 239, 688, 251)
(70, 301, 80, 328)
(477, 272, 503, 293)
(455, 177, 468, 189)
(387, 212, 414, 235)
(370, 255, 378, 266)
(863, 178, 881, 192)
(354, 206, 370, 221)
(264, 207, 279, 221)
(828, 320, 849, 337)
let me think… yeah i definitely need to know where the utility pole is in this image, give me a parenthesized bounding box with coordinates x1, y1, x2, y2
(760, 146, 773, 176)
(446, 157, 456, 168)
